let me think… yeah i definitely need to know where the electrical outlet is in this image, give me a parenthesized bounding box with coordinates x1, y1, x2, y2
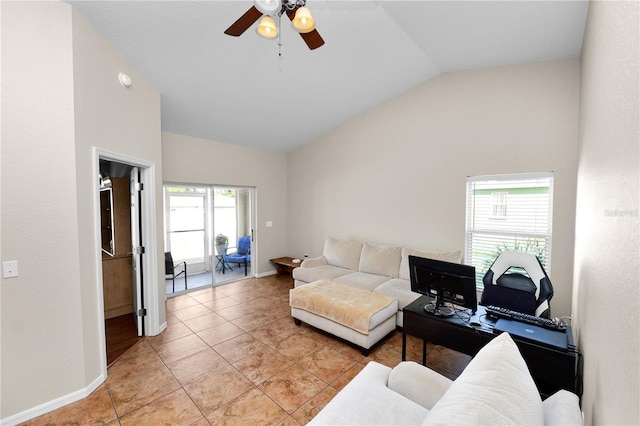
(3, 261, 18, 278)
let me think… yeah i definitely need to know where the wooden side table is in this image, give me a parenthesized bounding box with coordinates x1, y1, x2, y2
(270, 256, 301, 277)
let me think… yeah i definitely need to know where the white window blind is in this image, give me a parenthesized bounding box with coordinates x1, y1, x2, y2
(465, 172, 554, 287)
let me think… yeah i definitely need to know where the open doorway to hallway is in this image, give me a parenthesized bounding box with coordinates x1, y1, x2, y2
(98, 158, 146, 365)
(163, 184, 254, 295)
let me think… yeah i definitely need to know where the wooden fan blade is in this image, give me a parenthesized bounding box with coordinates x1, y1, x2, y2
(224, 6, 262, 37)
(286, 8, 325, 50)
(299, 29, 325, 50)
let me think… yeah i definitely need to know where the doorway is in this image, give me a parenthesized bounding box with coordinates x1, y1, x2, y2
(99, 160, 142, 364)
(163, 184, 255, 295)
(95, 149, 160, 370)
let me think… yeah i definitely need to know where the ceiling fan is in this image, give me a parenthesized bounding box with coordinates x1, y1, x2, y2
(224, 0, 325, 50)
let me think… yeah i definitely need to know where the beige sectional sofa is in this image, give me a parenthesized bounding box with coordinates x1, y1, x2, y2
(309, 332, 583, 425)
(292, 236, 462, 327)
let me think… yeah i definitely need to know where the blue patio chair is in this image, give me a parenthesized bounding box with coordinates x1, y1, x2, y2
(223, 236, 251, 275)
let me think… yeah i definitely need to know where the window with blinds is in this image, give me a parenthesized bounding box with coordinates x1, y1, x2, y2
(465, 172, 554, 287)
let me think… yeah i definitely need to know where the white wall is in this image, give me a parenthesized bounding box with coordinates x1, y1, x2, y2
(71, 5, 163, 380)
(1, 2, 85, 418)
(287, 59, 580, 318)
(0, 2, 163, 422)
(162, 132, 288, 275)
(574, 1, 639, 424)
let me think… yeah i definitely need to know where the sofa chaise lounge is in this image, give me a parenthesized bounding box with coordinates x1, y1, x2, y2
(292, 235, 462, 327)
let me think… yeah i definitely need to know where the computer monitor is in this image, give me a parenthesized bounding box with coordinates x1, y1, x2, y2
(409, 255, 477, 316)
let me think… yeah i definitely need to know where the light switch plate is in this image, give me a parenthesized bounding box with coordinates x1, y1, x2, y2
(3, 261, 18, 278)
(266, 221, 273, 227)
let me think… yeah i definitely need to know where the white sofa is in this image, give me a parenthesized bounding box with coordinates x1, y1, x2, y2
(293, 236, 462, 326)
(310, 333, 583, 425)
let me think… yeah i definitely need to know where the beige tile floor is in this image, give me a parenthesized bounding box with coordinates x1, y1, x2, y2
(25, 275, 471, 425)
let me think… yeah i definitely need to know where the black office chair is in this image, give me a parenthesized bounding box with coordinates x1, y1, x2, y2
(481, 251, 554, 318)
(165, 252, 187, 293)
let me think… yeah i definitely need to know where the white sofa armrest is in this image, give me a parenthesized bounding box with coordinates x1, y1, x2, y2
(542, 390, 583, 425)
(309, 362, 429, 425)
(301, 255, 327, 268)
(388, 361, 453, 410)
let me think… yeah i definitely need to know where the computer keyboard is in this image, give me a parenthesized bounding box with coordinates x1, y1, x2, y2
(485, 305, 567, 331)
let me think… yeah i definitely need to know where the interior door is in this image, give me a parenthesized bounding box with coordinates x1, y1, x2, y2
(130, 167, 144, 336)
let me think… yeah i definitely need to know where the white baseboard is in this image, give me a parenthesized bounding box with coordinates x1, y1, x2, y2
(256, 269, 277, 278)
(154, 321, 167, 336)
(1, 373, 106, 426)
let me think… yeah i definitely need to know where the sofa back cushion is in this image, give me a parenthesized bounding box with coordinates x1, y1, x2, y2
(398, 247, 462, 281)
(323, 236, 363, 271)
(358, 242, 402, 278)
(423, 333, 544, 425)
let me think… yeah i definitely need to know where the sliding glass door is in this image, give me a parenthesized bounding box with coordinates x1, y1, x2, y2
(163, 184, 254, 294)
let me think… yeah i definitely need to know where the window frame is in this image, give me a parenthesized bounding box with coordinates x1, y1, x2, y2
(465, 172, 554, 287)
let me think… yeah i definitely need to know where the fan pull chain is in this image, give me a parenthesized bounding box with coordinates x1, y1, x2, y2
(278, 14, 283, 57)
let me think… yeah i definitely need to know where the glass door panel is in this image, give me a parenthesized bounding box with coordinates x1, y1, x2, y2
(166, 188, 207, 274)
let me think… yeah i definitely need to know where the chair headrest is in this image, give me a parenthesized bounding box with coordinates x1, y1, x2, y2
(237, 236, 251, 254)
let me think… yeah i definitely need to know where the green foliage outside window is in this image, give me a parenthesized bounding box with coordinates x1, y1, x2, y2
(166, 186, 205, 193)
(214, 189, 235, 198)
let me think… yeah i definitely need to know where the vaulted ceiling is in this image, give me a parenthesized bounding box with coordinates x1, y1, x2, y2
(69, 1, 589, 152)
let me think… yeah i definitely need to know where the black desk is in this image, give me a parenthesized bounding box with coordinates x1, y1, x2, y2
(402, 296, 578, 398)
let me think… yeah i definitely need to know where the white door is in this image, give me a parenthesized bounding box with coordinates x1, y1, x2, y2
(130, 167, 144, 336)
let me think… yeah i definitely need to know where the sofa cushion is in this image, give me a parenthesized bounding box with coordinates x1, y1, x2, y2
(290, 280, 398, 334)
(373, 278, 421, 311)
(358, 242, 402, 278)
(399, 247, 462, 281)
(323, 236, 363, 271)
(423, 332, 543, 425)
(542, 390, 582, 425)
(293, 264, 352, 284)
(335, 272, 391, 292)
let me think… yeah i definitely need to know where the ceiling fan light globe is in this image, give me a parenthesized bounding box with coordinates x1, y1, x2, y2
(254, 0, 282, 16)
(292, 7, 315, 33)
(256, 15, 278, 39)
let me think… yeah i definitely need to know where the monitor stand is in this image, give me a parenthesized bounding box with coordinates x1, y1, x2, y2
(423, 300, 455, 317)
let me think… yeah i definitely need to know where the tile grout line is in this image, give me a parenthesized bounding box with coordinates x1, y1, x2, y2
(178, 286, 333, 422)
(33, 276, 460, 424)
(110, 277, 440, 425)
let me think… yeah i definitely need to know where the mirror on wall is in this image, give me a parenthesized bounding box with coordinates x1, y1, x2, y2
(100, 187, 115, 256)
